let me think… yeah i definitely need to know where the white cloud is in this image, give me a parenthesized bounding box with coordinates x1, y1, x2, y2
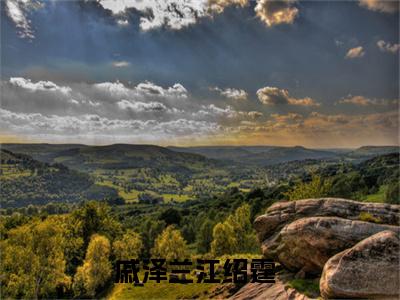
(0, 108, 221, 141)
(2, 77, 264, 142)
(98, 0, 138, 14)
(377, 40, 400, 54)
(337, 95, 397, 106)
(359, 0, 399, 13)
(94, 81, 130, 98)
(254, 0, 299, 27)
(112, 61, 131, 67)
(197, 104, 237, 118)
(135, 81, 188, 99)
(117, 99, 169, 112)
(345, 46, 365, 59)
(256, 86, 320, 106)
(211, 86, 248, 100)
(99, 0, 210, 31)
(9, 77, 72, 95)
(5, 0, 39, 39)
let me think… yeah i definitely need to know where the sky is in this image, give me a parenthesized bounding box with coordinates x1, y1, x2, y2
(0, 0, 399, 147)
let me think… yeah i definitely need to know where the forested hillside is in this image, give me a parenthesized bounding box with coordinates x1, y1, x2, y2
(0, 149, 116, 207)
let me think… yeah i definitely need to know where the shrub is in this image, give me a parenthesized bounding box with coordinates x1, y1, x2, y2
(358, 212, 382, 224)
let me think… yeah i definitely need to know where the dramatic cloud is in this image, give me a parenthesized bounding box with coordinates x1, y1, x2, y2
(99, 0, 209, 31)
(254, 0, 299, 27)
(98, 0, 299, 31)
(359, 0, 399, 13)
(256, 87, 320, 106)
(6, 0, 300, 38)
(345, 46, 365, 59)
(211, 87, 248, 100)
(337, 95, 397, 106)
(4, 0, 42, 39)
(377, 40, 400, 54)
(112, 61, 131, 68)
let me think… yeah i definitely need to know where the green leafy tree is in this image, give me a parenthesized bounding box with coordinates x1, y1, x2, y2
(140, 219, 166, 258)
(210, 222, 237, 256)
(211, 204, 258, 256)
(73, 234, 112, 298)
(196, 219, 214, 254)
(385, 180, 399, 204)
(151, 226, 189, 260)
(113, 230, 143, 260)
(0, 218, 70, 299)
(65, 201, 122, 274)
(285, 175, 332, 200)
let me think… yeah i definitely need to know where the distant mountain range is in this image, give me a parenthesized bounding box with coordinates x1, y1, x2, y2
(1, 143, 213, 173)
(2, 144, 398, 168)
(168, 145, 399, 165)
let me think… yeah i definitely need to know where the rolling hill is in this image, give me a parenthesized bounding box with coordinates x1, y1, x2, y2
(1, 143, 217, 173)
(0, 149, 117, 208)
(168, 145, 339, 165)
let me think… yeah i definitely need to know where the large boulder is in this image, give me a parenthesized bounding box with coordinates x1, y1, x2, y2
(254, 198, 400, 242)
(261, 216, 399, 274)
(320, 230, 400, 299)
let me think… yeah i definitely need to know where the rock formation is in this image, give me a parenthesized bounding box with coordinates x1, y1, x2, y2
(320, 230, 399, 299)
(254, 198, 399, 242)
(231, 198, 400, 299)
(261, 216, 399, 274)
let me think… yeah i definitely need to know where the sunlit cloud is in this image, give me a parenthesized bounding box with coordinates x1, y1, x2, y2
(254, 0, 298, 27)
(256, 86, 320, 107)
(359, 0, 399, 13)
(345, 46, 365, 59)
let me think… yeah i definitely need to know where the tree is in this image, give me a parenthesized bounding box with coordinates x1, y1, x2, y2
(210, 204, 258, 256)
(227, 204, 258, 253)
(140, 219, 166, 258)
(0, 218, 70, 299)
(151, 226, 189, 260)
(159, 208, 181, 225)
(210, 222, 237, 256)
(66, 201, 122, 274)
(285, 175, 332, 200)
(196, 220, 214, 254)
(385, 180, 399, 204)
(113, 230, 143, 260)
(73, 234, 112, 297)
